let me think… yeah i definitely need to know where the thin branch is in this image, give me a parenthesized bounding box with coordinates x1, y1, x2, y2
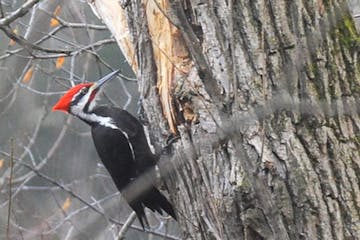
(41, 193, 119, 234)
(117, 212, 137, 240)
(26, 38, 116, 59)
(1, 4, 80, 57)
(18, 83, 67, 95)
(19, 161, 122, 225)
(64, 226, 74, 240)
(0, 0, 40, 26)
(45, 14, 107, 30)
(0, 9, 107, 61)
(0, 24, 74, 60)
(6, 138, 15, 240)
(1, 16, 110, 57)
(0, 0, 4, 18)
(0, 25, 72, 55)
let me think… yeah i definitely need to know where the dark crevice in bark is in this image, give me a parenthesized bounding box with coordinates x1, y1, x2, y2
(342, 162, 360, 216)
(315, 168, 338, 240)
(168, 0, 224, 105)
(183, 0, 204, 43)
(327, 135, 359, 238)
(282, 165, 303, 240)
(266, 0, 293, 62)
(284, 0, 299, 35)
(232, 1, 259, 75)
(264, 33, 277, 88)
(249, 0, 263, 37)
(301, 0, 316, 25)
(294, 128, 329, 236)
(350, 158, 360, 192)
(208, 1, 232, 76)
(220, 142, 232, 172)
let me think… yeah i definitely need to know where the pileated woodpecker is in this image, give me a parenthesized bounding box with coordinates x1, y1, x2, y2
(52, 70, 176, 228)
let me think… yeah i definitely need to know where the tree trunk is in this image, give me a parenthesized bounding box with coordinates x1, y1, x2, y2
(90, 0, 360, 239)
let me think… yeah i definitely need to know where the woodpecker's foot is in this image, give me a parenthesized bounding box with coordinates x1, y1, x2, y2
(160, 134, 180, 155)
(166, 134, 180, 146)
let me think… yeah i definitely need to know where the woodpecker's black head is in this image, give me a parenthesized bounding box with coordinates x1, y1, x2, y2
(53, 70, 120, 114)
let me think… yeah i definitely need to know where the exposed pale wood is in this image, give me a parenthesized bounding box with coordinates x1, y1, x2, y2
(88, 0, 137, 71)
(145, 0, 192, 133)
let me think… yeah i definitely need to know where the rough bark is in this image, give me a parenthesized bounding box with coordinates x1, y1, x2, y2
(91, 0, 360, 239)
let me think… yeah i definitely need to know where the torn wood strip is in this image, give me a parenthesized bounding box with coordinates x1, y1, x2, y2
(88, 0, 137, 71)
(146, 0, 192, 133)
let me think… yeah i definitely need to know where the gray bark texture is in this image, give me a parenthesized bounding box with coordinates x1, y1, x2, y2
(100, 0, 360, 239)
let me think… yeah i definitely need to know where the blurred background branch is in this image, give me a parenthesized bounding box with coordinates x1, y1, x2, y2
(0, 0, 178, 239)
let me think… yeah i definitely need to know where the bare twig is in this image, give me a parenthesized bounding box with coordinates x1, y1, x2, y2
(19, 161, 122, 225)
(117, 212, 137, 240)
(23, 38, 116, 59)
(38, 7, 107, 30)
(0, 25, 72, 55)
(6, 138, 15, 240)
(0, 0, 40, 26)
(0, 0, 4, 18)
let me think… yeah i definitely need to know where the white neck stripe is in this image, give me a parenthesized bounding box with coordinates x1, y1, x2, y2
(78, 112, 119, 129)
(78, 112, 136, 160)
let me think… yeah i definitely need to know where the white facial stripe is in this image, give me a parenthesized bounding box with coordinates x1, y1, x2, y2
(71, 88, 92, 112)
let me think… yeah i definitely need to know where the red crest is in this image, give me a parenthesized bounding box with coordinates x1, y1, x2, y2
(52, 83, 93, 113)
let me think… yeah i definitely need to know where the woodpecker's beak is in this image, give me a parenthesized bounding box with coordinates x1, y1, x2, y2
(90, 69, 120, 92)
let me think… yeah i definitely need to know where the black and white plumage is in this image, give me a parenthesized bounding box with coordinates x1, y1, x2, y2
(52, 70, 176, 228)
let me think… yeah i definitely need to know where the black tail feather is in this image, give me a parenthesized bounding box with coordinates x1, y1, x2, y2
(130, 201, 148, 229)
(130, 187, 176, 230)
(144, 187, 177, 220)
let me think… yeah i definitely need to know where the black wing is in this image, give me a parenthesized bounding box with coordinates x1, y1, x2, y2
(94, 106, 156, 169)
(91, 120, 136, 190)
(91, 107, 176, 228)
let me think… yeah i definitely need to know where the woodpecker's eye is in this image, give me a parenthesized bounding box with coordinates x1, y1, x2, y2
(80, 88, 88, 95)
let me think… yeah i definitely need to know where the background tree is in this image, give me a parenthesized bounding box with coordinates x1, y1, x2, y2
(0, 0, 359, 240)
